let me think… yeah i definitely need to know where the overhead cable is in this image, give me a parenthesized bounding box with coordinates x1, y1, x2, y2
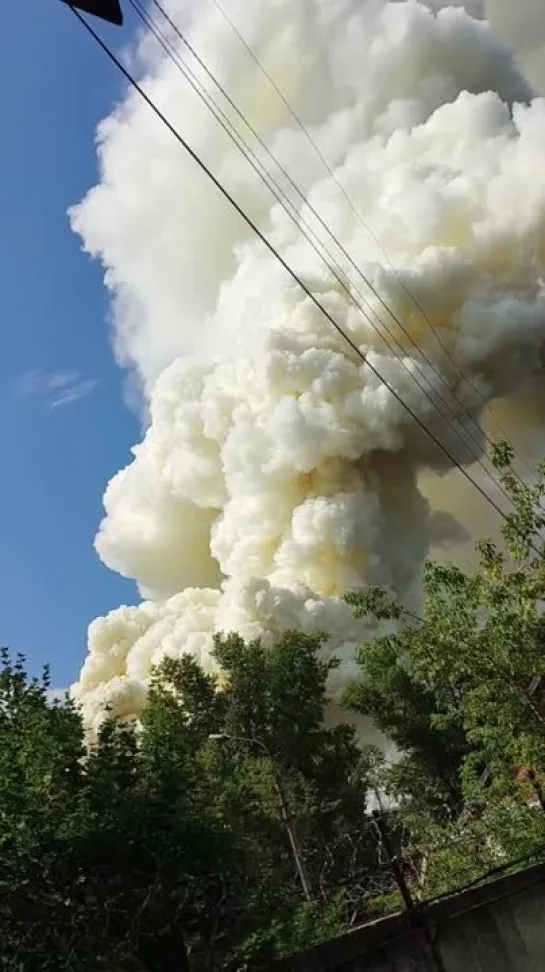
(69, 6, 519, 530)
(208, 0, 535, 480)
(130, 0, 517, 510)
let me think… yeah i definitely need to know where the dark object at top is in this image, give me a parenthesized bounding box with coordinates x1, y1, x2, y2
(61, 0, 124, 26)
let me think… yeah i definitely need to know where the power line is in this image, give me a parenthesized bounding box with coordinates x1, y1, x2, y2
(144, 0, 509, 478)
(128, 0, 516, 511)
(208, 0, 535, 481)
(68, 7, 517, 529)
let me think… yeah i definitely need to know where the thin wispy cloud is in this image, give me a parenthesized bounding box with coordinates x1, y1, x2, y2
(13, 369, 98, 410)
(49, 378, 98, 410)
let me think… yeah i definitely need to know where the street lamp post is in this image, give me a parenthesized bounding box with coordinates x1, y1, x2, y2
(209, 732, 313, 902)
(61, 0, 124, 26)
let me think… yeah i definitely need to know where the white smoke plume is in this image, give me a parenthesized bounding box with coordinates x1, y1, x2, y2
(70, 0, 545, 731)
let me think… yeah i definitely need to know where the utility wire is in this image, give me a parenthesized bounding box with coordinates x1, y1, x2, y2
(208, 0, 535, 480)
(146, 0, 507, 470)
(145, 0, 492, 455)
(69, 7, 518, 530)
(129, 0, 516, 510)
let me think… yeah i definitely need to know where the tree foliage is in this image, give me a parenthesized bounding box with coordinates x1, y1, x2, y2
(0, 634, 379, 970)
(3, 445, 545, 965)
(347, 446, 545, 897)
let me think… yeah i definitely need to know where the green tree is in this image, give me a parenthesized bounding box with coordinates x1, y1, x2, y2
(346, 446, 545, 897)
(0, 632, 382, 970)
(150, 631, 381, 963)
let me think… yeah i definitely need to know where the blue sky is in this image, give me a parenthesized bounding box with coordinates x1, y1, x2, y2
(0, 0, 141, 687)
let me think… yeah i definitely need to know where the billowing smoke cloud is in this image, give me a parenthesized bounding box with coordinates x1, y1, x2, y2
(484, 0, 545, 94)
(71, 0, 545, 730)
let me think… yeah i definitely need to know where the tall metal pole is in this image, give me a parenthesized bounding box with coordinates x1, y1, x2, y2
(372, 809, 415, 913)
(209, 732, 314, 902)
(269, 762, 313, 902)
